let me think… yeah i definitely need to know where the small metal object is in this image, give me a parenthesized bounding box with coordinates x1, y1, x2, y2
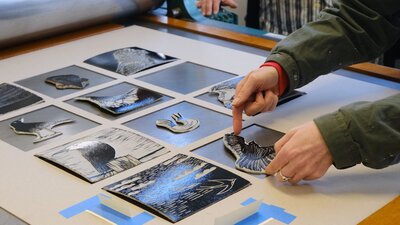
(45, 74, 89, 89)
(156, 113, 200, 133)
(278, 170, 291, 182)
(9, 118, 74, 143)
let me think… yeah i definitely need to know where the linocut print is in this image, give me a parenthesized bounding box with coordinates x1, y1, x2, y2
(209, 77, 306, 109)
(36, 128, 169, 183)
(0, 83, 43, 115)
(209, 77, 243, 109)
(84, 47, 177, 76)
(223, 133, 275, 174)
(75, 87, 163, 115)
(103, 154, 251, 223)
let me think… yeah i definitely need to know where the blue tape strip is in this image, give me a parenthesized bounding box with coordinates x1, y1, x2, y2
(59, 195, 154, 225)
(236, 198, 296, 225)
(60, 196, 99, 219)
(241, 198, 257, 206)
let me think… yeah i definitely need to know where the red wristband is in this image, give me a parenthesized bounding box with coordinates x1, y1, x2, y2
(260, 61, 288, 96)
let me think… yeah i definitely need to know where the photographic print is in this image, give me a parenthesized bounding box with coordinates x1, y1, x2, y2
(84, 47, 177, 76)
(103, 154, 251, 223)
(0, 83, 43, 115)
(36, 128, 169, 183)
(75, 87, 163, 115)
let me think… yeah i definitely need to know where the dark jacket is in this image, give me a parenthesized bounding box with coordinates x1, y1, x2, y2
(267, 0, 400, 169)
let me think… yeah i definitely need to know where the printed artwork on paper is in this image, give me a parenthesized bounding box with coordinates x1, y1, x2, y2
(75, 88, 163, 115)
(223, 133, 275, 174)
(36, 128, 169, 183)
(103, 154, 251, 223)
(84, 47, 177, 76)
(0, 83, 43, 115)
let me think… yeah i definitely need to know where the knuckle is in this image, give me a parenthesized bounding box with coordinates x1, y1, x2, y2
(278, 148, 290, 159)
(261, 107, 270, 112)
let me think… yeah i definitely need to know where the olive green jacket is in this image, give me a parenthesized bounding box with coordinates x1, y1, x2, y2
(267, 0, 400, 169)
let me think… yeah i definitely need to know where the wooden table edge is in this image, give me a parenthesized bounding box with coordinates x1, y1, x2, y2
(140, 14, 400, 82)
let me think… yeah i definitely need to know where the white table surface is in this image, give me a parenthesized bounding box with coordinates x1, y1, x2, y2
(0, 25, 399, 225)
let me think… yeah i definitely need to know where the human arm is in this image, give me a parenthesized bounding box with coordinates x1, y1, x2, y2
(266, 93, 400, 183)
(232, 0, 400, 133)
(232, 63, 287, 134)
(234, 0, 400, 101)
(268, 0, 400, 93)
(315, 93, 400, 169)
(233, 0, 400, 183)
(196, 0, 237, 15)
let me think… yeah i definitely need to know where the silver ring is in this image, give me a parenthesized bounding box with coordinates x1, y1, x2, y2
(278, 170, 291, 182)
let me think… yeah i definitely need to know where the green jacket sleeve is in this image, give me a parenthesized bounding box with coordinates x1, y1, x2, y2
(265, 0, 400, 169)
(267, 0, 400, 93)
(314, 93, 400, 169)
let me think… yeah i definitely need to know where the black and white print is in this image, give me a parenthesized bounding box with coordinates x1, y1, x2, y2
(210, 77, 306, 109)
(223, 133, 275, 174)
(36, 128, 169, 183)
(103, 154, 251, 223)
(209, 77, 243, 109)
(0, 83, 43, 115)
(75, 88, 163, 115)
(84, 47, 177, 76)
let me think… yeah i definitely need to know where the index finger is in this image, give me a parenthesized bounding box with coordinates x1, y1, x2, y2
(232, 104, 243, 135)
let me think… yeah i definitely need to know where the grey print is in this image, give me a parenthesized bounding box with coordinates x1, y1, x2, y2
(9, 118, 74, 143)
(36, 128, 169, 183)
